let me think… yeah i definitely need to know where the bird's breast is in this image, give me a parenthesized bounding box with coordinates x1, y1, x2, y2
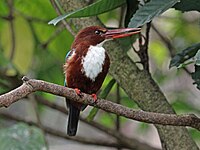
(81, 45, 106, 81)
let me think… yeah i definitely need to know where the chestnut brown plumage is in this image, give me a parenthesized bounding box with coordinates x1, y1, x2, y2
(64, 26, 140, 136)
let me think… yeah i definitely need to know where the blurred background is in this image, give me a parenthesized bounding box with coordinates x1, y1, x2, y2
(0, 0, 199, 149)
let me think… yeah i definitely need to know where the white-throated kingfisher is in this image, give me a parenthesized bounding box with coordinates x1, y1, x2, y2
(64, 26, 140, 136)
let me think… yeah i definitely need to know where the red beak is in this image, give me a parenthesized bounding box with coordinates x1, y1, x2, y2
(104, 28, 141, 39)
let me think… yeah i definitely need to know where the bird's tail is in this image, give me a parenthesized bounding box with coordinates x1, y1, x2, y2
(67, 102, 80, 136)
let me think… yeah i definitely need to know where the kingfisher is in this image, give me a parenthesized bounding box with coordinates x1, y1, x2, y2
(64, 26, 140, 136)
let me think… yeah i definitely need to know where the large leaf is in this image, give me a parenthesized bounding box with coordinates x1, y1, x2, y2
(174, 0, 200, 12)
(48, 0, 126, 25)
(124, 0, 139, 27)
(170, 43, 200, 68)
(128, 0, 179, 28)
(0, 123, 46, 150)
(117, 35, 139, 53)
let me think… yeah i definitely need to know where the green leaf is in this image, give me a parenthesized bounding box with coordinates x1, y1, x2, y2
(137, 122, 150, 133)
(121, 96, 138, 108)
(0, 123, 46, 150)
(48, 0, 126, 25)
(99, 113, 115, 128)
(86, 107, 99, 121)
(128, 0, 179, 28)
(192, 65, 200, 90)
(99, 79, 116, 98)
(189, 128, 200, 141)
(86, 79, 116, 121)
(124, 0, 139, 27)
(176, 60, 194, 69)
(194, 50, 200, 66)
(117, 35, 138, 52)
(170, 43, 200, 68)
(0, 1, 8, 17)
(172, 99, 200, 114)
(0, 49, 9, 68)
(174, 0, 200, 12)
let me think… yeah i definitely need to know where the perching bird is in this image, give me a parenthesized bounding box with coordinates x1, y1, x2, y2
(64, 26, 140, 136)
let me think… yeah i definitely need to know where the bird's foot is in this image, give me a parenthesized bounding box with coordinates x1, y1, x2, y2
(74, 88, 81, 96)
(91, 94, 97, 103)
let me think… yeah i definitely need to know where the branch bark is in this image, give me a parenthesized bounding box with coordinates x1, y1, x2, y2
(34, 95, 160, 150)
(0, 76, 199, 131)
(54, 1, 199, 149)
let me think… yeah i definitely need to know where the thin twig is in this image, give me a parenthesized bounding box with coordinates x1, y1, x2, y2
(134, 22, 151, 72)
(7, 0, 16, 61)
(151, 24, 175, 57)
(142, 22, 151, 71)
(0, 76, 199, 131)
(151, 23, 192, 74)
(116, 83, 121, 150)
(14, 9, 49, 23)
(50, 0, 76, 36)
(116, 84, 121, 131)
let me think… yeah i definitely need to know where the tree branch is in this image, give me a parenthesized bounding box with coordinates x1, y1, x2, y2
(0, 72, 158, 150)
(0, 76, 199, 131)
(0, 74, 152, 150)
(34, 95, 160, 150)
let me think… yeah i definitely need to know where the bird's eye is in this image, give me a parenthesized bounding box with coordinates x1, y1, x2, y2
(95, 30, 101, 35)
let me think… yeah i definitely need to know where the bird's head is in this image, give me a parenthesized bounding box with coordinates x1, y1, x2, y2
(72, 26, 141, 48)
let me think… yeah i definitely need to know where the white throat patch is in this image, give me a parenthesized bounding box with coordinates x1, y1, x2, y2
(82, 44, 106, 81)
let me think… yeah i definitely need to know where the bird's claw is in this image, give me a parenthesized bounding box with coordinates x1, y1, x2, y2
(91, 94, 97, 103)
(74, 89, 97, 102)
(74, 88, 81, 96)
